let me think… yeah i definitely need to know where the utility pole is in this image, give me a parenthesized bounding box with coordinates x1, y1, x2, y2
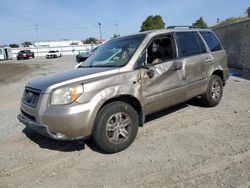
(98, 22, 102, 41)
(115, 20, 118, 37)
(35, 24, 39, 56)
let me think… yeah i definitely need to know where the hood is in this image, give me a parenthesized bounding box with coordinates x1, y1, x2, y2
(27, 67, 117, 93)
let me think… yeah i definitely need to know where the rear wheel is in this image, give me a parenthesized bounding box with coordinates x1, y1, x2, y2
(202, 75, 223, 107)
(92, 101, 139, 154)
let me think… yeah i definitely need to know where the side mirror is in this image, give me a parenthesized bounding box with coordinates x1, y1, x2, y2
(147, 68, 155, 78)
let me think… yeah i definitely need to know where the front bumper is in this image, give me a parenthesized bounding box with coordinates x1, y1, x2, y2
(17, 114, 84, 141)
(46, 55, 56, 58)
(18, 93, 101, 140)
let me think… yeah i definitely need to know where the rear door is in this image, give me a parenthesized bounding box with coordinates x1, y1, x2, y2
(199, 31, 226, 76)
(175, 31, 209, 100)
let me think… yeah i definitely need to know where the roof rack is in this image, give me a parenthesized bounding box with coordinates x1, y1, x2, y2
(167, 26, 193, 29)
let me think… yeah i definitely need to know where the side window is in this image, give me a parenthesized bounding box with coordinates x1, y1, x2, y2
(147, 35, 176, 65)
(200, 31, 222, 52)
(176, 32, 205, 57)
(0, 49, 2, 55)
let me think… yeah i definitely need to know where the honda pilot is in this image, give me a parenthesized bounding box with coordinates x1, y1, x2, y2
(18, 28, 229, 153)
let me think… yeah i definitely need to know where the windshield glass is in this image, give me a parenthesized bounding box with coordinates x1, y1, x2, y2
(80, 34, 146, 68)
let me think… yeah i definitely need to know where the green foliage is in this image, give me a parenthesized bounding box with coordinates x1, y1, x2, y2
(214, 17, 247, 27)
(211, 5, 250, 27)
(22, 41, 32, 47)
(9, 44, 19, 48)
(112, 34, 120, 39)
(70, 42, 79, 45)
(192, 17, 208, 28)
(140, 15, 165, 32)
(247, 6, 250, 17)
(83, 37, 98, 44)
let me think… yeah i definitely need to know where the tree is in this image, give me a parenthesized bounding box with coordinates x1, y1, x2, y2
(9, 44, 19, 48)
(140, 15, 165, 32)
(214, 17, 247, 27)
(22, 41, 32, 47)
(192, 17, 208, 28)
(112, 34, 120, 39)
(83, 37, 98, 44)
(247, 6, 250, 17)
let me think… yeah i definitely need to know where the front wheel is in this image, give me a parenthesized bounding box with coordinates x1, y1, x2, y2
(202, 75, 223, 107)
(92, 101, 139, 154)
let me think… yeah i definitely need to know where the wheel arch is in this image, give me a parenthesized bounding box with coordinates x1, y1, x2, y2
(211, 69, 225, 86)
(96, 95, 145, 127)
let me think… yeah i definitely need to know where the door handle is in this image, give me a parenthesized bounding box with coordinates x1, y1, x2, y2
(173, 61, 183, 70)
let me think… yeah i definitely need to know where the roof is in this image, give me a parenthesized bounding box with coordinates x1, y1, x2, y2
(115, 27, 212, 40)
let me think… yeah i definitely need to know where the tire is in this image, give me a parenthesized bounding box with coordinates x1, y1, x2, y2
(202, 75, 223, 107)
(92, 101, 139, 154)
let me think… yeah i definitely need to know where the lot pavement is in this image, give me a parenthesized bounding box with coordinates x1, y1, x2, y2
(0, 56, 249, 188)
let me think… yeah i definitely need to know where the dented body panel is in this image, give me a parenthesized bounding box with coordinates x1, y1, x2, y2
(18, 28, 229, 140)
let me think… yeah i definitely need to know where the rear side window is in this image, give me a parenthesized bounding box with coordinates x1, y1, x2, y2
(176, 32, 206, 57)
(200, 31, 222, 52)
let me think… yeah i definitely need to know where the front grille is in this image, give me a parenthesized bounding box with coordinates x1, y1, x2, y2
(22, 87, 41, 108)
(21, 109, 36, 122)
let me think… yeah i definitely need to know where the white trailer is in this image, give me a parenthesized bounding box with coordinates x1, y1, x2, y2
(0, 47, 13, 61)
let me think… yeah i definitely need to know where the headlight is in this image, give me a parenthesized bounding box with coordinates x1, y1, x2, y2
(51, 84, 83, 105)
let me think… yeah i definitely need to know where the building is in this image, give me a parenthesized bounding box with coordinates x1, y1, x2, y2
(34, 40, 83, 47)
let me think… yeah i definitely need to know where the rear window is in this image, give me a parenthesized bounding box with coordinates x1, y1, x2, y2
(176, 32, 206, 57)
(200, 31, 222, 52)
(20, 50, 30, 53)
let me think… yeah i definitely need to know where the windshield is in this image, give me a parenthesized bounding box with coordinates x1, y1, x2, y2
(49, 51, 55, 53)
(79, 34, 145, 68)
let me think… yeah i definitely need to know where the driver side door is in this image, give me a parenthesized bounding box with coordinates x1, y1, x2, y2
(139, 34, 186, 115)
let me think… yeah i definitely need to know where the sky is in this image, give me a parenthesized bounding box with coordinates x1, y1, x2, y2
(0, 0, 249, 44)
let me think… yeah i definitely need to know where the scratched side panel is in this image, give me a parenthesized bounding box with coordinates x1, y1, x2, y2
(140, 60, 186, 115)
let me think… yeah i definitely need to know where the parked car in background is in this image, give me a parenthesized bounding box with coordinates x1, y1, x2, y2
(76, 47, 98, 63)
(18, 28, 229, 154)
(17, 50, 34, 60)
(46, 50, 62, 59)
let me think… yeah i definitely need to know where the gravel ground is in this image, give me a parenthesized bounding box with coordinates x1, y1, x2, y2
(0, 56, 249, 188)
